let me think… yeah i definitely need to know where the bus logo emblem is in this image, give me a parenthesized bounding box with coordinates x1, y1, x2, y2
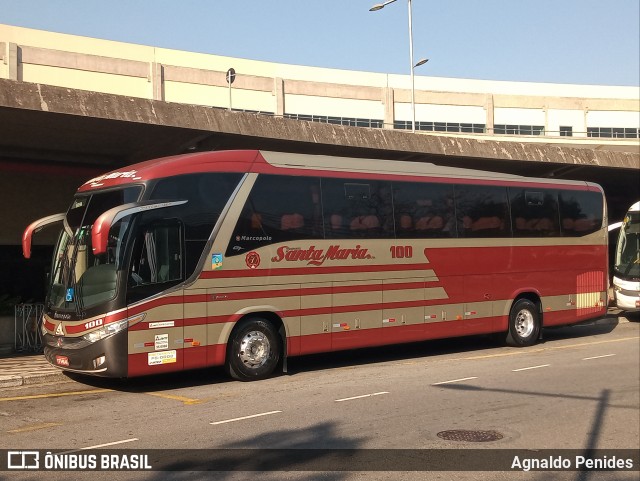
(245, 251, 260, 269)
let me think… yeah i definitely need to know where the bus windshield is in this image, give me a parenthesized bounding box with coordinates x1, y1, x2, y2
(48, 187, 142, 311)
(614, 209, 640, 279)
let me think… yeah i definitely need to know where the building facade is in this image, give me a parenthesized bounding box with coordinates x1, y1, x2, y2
(1, 24, 638, 152)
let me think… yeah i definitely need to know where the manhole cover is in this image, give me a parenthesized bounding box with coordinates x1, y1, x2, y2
(437, 430, 504, 442)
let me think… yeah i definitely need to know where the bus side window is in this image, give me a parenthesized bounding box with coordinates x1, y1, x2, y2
(455, 185, 510, 238)
(226, 175, 322, 255)
(322, 179, 393, 239)
(509, 189, 560, 237)
(559, 190, 603, 237)
(392, 181, 455, 239)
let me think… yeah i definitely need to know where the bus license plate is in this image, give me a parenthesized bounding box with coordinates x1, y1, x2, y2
(55, 355, 69, 367)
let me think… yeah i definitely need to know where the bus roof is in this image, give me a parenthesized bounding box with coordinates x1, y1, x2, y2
(78, 150, 599, 193)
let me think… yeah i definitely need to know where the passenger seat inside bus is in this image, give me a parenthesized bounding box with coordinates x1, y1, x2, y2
(350, 215, 380, 234)
(281, 213, 305, 231)
(415, 215, 444, 232)
(77, 264, 117, 306)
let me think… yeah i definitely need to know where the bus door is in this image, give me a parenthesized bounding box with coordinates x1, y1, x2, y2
(127, 219, 185, 375)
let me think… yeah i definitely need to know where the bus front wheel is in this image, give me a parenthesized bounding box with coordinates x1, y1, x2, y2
(226, 317, 281, 381)
(506, 299, 540, 347)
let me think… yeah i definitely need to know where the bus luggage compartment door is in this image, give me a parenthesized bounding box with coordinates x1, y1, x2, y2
(331, 279, 383, 351)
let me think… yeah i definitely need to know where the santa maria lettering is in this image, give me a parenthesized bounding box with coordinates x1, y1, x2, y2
(271, 245, 373, 266)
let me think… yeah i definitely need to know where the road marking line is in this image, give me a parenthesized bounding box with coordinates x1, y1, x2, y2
(210, 411, 282, 425)
(582, 354, 616, 361)
(512, 364, 550, 372)
(144, 392, 203, 405)
(59, 438, 139, 454)
(335, 392, 390, 402)
(0, 389, 113, 402)
(454, 336, 638, 362)
(432, 377, 478, 386)
(7, 422, 62, 433)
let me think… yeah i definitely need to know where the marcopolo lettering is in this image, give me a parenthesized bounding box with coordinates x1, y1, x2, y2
(271, 245, 373, 266)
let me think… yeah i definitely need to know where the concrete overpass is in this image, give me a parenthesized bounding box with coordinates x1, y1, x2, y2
(0, 78, 638, 304)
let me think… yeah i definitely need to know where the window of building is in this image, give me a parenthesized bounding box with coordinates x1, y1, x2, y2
(285, 113, 383, 129)
(587, 127, 639, 138)
(394, 121, 485, 133)
(559, 126, 573, 137)
(494, 125, 545, 136)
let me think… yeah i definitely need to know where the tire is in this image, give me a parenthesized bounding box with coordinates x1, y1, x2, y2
(506, 298, 541, 347)
(226, 317, 281, 381)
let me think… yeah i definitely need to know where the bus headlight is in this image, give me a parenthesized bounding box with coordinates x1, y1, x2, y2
(81, 313, 145, 343)
(83, 319, 129, 343)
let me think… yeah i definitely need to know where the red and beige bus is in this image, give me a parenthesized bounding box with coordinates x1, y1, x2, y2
(23, 150, 608, 381)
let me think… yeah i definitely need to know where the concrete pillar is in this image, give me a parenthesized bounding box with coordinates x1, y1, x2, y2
(274, 77, 285, 117)
(485, 94, 494, 134)
(8, 43, 18, 81)
(151, 62, 164, 101)
(383, 87, 395, 129)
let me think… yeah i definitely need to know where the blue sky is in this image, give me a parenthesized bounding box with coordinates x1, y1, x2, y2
(2, 0, 639, 86)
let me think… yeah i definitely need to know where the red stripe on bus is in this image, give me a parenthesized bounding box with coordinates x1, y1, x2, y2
(129, 295, 184, 315)
(209, 280, 430, 302)
(200, 262, 433, 279)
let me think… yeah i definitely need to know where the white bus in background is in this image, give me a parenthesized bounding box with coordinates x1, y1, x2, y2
(611, 202, 640, 312)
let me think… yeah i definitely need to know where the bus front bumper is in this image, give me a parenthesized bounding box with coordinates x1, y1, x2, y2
(43, 329, 128, 377)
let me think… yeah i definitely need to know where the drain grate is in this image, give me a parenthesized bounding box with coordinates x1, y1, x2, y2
(437, 429, 504, 442)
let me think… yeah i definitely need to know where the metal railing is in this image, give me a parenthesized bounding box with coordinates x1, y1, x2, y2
(14, 303, 44, 353)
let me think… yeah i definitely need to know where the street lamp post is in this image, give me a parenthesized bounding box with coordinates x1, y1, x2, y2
(370, 0, 427, 133)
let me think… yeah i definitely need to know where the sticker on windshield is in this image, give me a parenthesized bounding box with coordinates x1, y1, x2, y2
(211, 253, 224, 270)
(65, 288, 74, 302)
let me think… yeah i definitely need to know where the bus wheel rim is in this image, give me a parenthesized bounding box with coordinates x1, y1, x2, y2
(239, 330, 270, 368)
(515, 310, 534, 338)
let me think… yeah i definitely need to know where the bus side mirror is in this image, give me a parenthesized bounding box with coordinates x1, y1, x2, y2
(22, 213, 66, 259)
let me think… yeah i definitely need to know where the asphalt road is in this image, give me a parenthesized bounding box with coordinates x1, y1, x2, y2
(1, 315, 638, 481)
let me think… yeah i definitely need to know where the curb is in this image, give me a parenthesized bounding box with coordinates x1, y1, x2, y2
(0, 375, 23, 388)
(0, 371, 67, 388)
(23, 371, 68, 386)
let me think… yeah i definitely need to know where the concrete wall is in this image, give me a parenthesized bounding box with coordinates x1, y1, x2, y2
(0, 168, 90, 245)
(1, 23, 638, 143)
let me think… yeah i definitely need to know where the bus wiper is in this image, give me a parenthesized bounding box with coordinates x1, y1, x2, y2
(66, 228, 84, 317)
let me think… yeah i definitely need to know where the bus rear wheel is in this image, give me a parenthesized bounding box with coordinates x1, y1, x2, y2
(226, 317, 281, 381)
(506, 299, 541, 347)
